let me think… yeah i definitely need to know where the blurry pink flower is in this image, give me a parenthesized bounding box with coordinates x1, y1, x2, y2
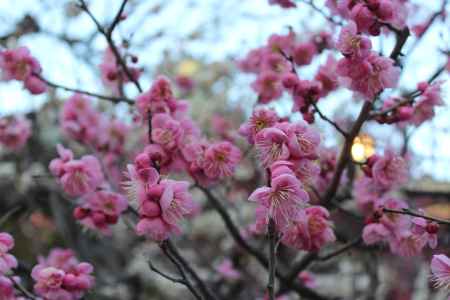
(216, 259, 241, 280)
(315, 55, 339, 97)
(337, 21, 372, 58)
(239, 108, 279, 144)
(24, 75, 47, 94)
(337, 52, 400, 100)
(0, 276, 17, 300)
(0, 116, 31, 150)
(292, 42, 316, 66)
(175, 75, 195, 92)
(151, 113, 184, 151)
(268, 0, 296, 8)
(251, 71, 283, 104)
(282, 206, 335, 251)
(389, 230, 426, 257)
(362, 223, 390, 245)
(203, 141, 241, 179)
(430, 254, 450, 290)
(0, 47, 41, 80)
(298, 271, 317, 289)
(254, 127, 290, 167)
(287, 121, 320, 159)
(136, 76, 175, 117)
(32, 250, 94, 300)
(249, 173, 309, 230)
(49, 145, 104, 197)
(411, 217, 438, 249)
(160, 179, 195, 226)
(372, 151, 407, 188)
(60, 94, 101, 144)
(0, 233, 17, 274)
(74, 191, 128, 235)
(411, 81, 444, 126)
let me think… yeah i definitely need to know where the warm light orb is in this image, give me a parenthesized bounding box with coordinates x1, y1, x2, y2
(351, 133, 375, 163)
(177, 59, 199, 76)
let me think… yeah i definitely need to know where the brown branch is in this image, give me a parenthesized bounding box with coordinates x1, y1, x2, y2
(267, 219, 276, 300)
(35, 73, 134, 104)
(369, 64, 446, 119)
(318, 237, 362, 261)
(164, 240, 220, 300)
(299, 0, 344, 26)
(157, 244, 203, 300)
(195, 185, 330, 300)
(311, 102, 348, 137)
(383, 208, 450, 225)
(78, 0, 143, 93)
(7, 275, 38, 300)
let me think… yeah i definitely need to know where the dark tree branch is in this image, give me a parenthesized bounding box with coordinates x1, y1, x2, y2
(195, 185, 330, 300)
(156, 246, 203, 300)
(311, 102, 348, 137)
(35, 73, 134, 104)
(164, 240, 220, 300)
(318, 237, 363, 261)
(267, 219, 276, 300)
(383, 208, 450, 225)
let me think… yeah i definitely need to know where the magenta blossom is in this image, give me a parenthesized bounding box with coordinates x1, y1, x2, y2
(239, 108, 279, 144)
(337, 52, 400, 100)
(0, 233, 17, 274)
(251, 71, 283, 104)
(203, 141, 241, 179)
(282, 206, 335, 251)
(249, 173, 309, 231)
(74, 191, 128, 235)
(430, 254, 450, 290)
(151, 113, 184, 151)
(411, 216, 439, 249)
(31, 249, 94, 300)
(254, 127, 290, 168)
(49, 144, 104, 197)
(136, 76, 176, 117)
(371, 151, 407, 188)
(337, 21, 372, 58)
(0, 116, 31, 150)
(287, 121, 321, 159)
(216, 259, 241, 280)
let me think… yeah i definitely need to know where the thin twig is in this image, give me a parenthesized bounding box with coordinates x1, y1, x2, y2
(165, 240, 220, 300)
(318, 237, 362, 261)
(159, 242, 203, 300)
(299, 0, 344, 26)
(35, 73, 134, 104)
(195, 185, 329, 300)
(311, 102, 348, 137)
(383, 208, 450, 225)
(8, 275, 38, 300)
(267, 219, 276, 300)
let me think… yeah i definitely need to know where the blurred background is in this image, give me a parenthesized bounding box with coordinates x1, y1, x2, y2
(0, 0, 449, 299)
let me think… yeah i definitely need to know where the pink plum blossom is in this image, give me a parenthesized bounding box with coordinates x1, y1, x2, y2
(0, 116, 31, 150)
(254, 127, 290, 168)
(282, 206, 335, 251)
(203, 141, 242, 179)
(239, 108, 279, 144)
(0, 233, 17, 274)
(216, 259, 241, 280)
(337, 21, 372, 58)
(74, 191, 128, 235)
(430, 254, 450, 290)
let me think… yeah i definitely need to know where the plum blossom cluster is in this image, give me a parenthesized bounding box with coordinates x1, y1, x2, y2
(124, 163, 197, 241)
(353, 151, 441, 256)
(376, 81, 444, 126)
(0, 232, 22, 300)
(60, 93, 130, 156)
(336, 21, 400, 99)
(430, 254, 450, 291)
(49, 144, 128, 235)
(238, 30, 337, 121)
(326, 0, 407, 35)
(0, 47, 47, 95)
(135, 76, 242, 185)
(244, 111, 335, 251)
(99, 47, 141, 95)
(0, 116, 31, 151)
(31, 248, 94, 300)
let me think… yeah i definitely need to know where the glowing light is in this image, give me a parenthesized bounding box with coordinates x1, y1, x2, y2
(177, 59, 199, 76)
(351, 133, 375, 163)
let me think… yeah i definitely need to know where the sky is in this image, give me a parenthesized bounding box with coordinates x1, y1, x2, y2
(0, 0, 449, 180)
